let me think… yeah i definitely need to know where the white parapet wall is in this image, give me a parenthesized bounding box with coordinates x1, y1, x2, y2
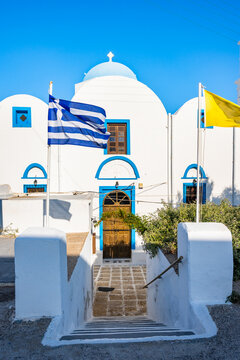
(15, 227, 68, 320)
(147, 222, 233, 338)
(178, 222, 233, 305)
(42, 231, 93, 345)
(63, 231, 93, 333)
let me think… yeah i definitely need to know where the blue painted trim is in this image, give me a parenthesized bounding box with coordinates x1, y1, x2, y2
(0, 200, 2, 232)
(181, 163, 207, 180)
(99, 185, 136, 252)
(200, 109, 213, 129)
(183, 183, 206, 204)
(22, 163, 47, 179)
(23, 184, 47, 193)
(12, 107, 31, 128)
(95, 156, 140, 180)
(104, 119, 130, 155)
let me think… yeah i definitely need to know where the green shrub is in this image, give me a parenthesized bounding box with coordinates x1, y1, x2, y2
(96, 200, 240, 280)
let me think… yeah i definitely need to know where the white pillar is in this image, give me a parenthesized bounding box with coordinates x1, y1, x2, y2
(15, 227, 67, 320)
(178, 222, 233, 305)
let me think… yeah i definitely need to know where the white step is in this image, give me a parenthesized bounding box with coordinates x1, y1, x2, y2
(60, 317, 195, 341)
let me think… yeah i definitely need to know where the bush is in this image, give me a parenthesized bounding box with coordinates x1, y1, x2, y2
(141, 201, 240, 280)
(96, 200, 240, 280)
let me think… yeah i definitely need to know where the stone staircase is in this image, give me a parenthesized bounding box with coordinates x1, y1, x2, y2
(60, 317, 195, 342)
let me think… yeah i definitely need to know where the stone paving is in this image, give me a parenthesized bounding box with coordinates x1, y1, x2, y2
(93, 265, 147, 317)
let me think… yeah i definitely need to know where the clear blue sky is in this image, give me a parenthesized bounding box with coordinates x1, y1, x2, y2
(1, 0, 239, 113)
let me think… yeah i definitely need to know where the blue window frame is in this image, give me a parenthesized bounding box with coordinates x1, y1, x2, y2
(12, 107, 31, 128)
(104, 119, 130, 155)
(99, 186, 135, 251)
(200, 110, 213, 129)
(22, 163, 47, 193)
(182, 163, 207, 204)
(23, 184, 47, 193)
(183, 183, 206, 204)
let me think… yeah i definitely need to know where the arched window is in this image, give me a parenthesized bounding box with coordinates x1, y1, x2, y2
(22, 163, 47, 193)
(181, 164, 207, 204)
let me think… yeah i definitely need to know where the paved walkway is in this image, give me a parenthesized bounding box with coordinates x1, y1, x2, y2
(93, 265, 147, 317)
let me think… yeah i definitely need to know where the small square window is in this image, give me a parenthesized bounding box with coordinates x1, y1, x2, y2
(12, 107, 31, 128)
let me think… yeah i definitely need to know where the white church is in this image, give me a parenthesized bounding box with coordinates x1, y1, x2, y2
(0, 53, 239, 262)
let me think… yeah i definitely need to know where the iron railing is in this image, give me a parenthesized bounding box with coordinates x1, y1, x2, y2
(143, 256, 183, 288)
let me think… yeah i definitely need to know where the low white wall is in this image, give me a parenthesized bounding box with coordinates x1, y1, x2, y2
(178, 222, 233, 305)
(147, 250, 179, 326)
(3, 199, 90, 233)
(147, 222, 233, 336)
(63, 231, 93, 333)
(15, 227, 68, 320)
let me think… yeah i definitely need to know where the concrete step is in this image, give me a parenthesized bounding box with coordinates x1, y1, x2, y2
(60, 317, 195, 341)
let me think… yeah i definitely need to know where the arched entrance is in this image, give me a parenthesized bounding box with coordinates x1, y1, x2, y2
(103, 190, 131, 259)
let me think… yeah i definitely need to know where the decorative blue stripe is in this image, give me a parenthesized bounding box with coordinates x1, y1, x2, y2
(99, 186, 135, 251)
(48, 138, 107, 148)
(95, 156, 140, 179)
(22, 163, 47, 179)
(48, 126, 109, 140)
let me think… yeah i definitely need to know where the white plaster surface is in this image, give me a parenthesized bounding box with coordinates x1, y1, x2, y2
(63, 231, 93, 332)
(42, 231, 93, 344)
(146, 222, 233, 338)
(178, 222, 233, 305)
(15, 227, 68, 319)
(3, 199, 90, 233)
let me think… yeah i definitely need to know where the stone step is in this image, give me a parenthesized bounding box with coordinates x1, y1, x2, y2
(60, 318, 195, 341)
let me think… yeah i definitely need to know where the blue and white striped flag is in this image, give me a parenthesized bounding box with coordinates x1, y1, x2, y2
(48, 95, 110, 149)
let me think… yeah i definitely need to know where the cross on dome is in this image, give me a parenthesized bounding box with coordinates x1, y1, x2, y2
(107, 52, 114, 62)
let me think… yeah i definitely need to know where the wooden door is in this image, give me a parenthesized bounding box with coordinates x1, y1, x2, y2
(103, 191, 131, 259)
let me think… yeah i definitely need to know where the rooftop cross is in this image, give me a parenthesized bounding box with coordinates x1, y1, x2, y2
(107, 51, 114, 62)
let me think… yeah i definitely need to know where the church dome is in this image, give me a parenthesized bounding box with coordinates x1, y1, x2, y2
(83, 52, 137, 81)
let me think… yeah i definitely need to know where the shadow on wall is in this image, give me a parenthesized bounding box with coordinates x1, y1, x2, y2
(212, 187, 240, 205)
(43, 200, 72, 221)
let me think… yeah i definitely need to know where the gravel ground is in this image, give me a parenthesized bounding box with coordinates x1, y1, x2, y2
(0, 287, 240, 360)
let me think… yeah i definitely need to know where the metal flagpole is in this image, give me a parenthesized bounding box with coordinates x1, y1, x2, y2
(46, 81, 53, 227)
(196, 82, 202, 223)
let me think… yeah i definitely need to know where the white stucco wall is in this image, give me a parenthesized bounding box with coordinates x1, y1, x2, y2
(173, 97, 240, 204)
(63, 231, 93, 333)
(2, 198, 90, 233)
(0, 95, 48, 193)
(146, 222, 233, 336)
(15, 227, 68, 320)
(178, 222, 233, 305)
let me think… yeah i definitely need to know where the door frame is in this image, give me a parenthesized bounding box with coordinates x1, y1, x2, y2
(99, 186, 135, 252)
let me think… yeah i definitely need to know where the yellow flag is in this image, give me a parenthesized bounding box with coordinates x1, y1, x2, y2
(204, 90, 240, 127)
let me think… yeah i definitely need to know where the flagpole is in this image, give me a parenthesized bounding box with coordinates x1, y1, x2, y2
(46, 81, 53, 227)
(196, 82, 202, 223)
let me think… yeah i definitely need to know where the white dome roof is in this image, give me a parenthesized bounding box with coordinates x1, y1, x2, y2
(83, 61, 137, 81)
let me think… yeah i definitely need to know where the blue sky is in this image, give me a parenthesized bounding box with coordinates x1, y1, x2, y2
(1, 0, 239, 113)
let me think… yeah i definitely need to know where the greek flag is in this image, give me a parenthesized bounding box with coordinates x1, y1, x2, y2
(48, 95, 110, 148)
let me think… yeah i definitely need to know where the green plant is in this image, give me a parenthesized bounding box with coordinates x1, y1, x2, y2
(226, 291, 240, 304)
(96, 200, 240, 280)
(0, 223, 19, 237)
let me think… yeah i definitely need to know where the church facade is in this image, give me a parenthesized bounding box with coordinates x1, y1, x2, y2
(0, 54, 239, 261)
